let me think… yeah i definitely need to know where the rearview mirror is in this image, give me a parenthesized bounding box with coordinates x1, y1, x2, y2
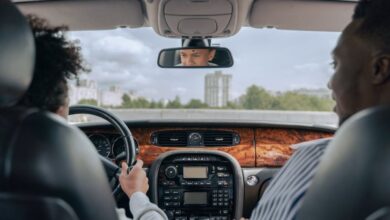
(158, 47, 233, 68)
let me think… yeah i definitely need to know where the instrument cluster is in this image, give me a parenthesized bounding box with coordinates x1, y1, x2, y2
(87, 133, 138, 163)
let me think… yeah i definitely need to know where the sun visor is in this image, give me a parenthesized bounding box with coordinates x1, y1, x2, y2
(146, 0, 246, 38)
(249, 0, 356, 32)
(17, 0, 145, 31)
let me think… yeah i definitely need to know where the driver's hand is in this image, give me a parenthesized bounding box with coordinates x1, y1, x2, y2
(119, 160, 149, 198)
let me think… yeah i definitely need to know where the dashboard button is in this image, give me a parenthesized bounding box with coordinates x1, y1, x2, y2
(217, 166, 227, 171)
(165, 166, 178, 179)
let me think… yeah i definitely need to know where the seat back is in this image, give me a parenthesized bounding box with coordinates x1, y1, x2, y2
(296, 106, 390, 220)
(0, 1, 118, 219)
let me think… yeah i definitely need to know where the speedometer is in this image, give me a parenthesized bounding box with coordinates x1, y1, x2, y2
(88, 134, 111, 157)
(112, 136, 139, 161)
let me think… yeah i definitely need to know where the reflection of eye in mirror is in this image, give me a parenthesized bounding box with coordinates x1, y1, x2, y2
(158, 47, 233, 68)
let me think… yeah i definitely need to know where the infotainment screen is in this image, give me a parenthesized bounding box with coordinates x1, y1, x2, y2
(183, 166, 208, 179)
(183, 192, 208, 205)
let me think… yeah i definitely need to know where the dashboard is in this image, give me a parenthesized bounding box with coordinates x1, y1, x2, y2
(79, 121, 334, 218)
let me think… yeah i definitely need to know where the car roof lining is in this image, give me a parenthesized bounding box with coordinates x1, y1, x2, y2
(15, 0, 356, 36)
(16, 0, 146, 30)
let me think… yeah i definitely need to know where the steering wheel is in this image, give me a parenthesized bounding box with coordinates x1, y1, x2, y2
(69, 104, 137, 198)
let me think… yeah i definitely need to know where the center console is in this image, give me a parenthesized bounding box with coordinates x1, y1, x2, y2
(150, 151, 243, 220)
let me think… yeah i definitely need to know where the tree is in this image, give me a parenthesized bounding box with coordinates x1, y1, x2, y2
(185, 99, 208, 108)
(122, 94, 133, 108)
(241, 85, 274, 109)
(166, 96, 182, 108)
(78, 99, 98, 106)
(225, 101, 242, 109)
(275, 92, 334, 111)
(132, 97, 150, 108)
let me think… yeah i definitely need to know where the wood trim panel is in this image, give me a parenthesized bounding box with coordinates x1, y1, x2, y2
(81, 126, 333, 168)
(131, 128, 256, 167)
(255, 128, 333, 167)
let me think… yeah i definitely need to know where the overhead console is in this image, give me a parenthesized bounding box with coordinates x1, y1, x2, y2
(150, 150, 244, 220)
(144, 0, 251, 38)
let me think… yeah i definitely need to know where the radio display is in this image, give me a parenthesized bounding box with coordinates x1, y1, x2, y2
(184, 192, 208, 205)
(183, 166, 208, 179)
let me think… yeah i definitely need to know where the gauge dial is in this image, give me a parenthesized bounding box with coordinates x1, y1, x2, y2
(112, 137, 139, 161)
(89, 134, 111, 157)
(112, 137, 125, 160)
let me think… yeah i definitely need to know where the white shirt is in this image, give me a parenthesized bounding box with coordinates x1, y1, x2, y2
(116, 192, 168, 220)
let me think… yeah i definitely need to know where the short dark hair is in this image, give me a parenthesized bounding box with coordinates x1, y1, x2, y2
(352, 0, 390, 52)
(17, 15, 87, 112)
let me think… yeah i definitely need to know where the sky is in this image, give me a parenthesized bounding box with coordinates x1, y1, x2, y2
(69, 27, 340, 102)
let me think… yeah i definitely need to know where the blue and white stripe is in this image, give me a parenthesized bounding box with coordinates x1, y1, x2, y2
(250, 138, 332, 220)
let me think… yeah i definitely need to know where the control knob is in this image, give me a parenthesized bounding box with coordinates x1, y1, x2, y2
(165, 166, 177, 179)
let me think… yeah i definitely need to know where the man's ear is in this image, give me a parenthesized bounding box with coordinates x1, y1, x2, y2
(372, 54, 390, 85)
(208, 49, 216, 61)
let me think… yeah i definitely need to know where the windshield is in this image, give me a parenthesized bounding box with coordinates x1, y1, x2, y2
(68, 27, 339, 127)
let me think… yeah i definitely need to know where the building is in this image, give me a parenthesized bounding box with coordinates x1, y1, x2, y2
(69, 79, 133, 107)
(68, 79, 99, 105)
(100, 86, 125, 107)
(204, 71, 232, 107)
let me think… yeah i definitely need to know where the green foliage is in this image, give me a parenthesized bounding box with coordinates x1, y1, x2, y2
(185, 99, 208, 108)
(238, 85, 334, 111)
(122, 94, 152, 108)
(242, 85, 274, 109)
(78, 99, 98, 106)
(274, 91, 334, 111)
(117, 86, 334, 111)
(166, 96, 182, 109)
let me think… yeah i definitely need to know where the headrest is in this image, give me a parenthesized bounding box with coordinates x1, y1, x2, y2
(0, 0, 34, 107)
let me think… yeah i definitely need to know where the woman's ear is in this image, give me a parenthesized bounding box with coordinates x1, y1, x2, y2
(55, 104, 69, 119)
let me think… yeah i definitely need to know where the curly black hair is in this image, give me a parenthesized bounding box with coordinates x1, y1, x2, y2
(17, 15, 87, 112)
(353, 0, 390, 52)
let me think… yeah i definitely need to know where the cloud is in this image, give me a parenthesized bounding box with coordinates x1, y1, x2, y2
(92, 36, 152, 64)
(68, 27, 340, 102)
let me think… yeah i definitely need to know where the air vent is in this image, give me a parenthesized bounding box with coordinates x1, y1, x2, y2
(151, 130, 240, 147)
(203, 131, 240, 147)
(152, 131, 187, 147)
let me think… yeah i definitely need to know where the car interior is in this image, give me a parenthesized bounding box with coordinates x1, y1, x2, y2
(5, 0, 388, 220)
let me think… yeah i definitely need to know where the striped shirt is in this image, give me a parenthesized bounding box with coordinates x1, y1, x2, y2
(250, 138, 332, 220)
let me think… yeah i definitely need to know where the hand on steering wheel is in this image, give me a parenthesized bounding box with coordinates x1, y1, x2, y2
(119, 160, 149, 198)
(69, 105, 138, 199)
